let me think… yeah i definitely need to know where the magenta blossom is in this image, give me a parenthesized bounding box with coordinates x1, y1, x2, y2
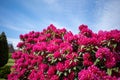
(56, 62, 65, 72)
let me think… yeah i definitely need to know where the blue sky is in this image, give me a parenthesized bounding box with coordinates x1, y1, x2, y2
(0, 0, 120, 49)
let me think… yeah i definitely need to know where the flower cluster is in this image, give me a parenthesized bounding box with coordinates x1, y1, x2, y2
(8, 24, 120, 80)
(78, 65, 117, 80)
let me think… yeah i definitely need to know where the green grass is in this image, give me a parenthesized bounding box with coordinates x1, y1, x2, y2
(6, 63, 14, 66)
(6, 59, 14, 66)
(0, 78, 6, 80)
(8, 59, 14, 63)
(0, 53, 14, 79)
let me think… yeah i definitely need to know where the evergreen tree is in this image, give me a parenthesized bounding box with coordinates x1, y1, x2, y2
(0, 32, 9, 67)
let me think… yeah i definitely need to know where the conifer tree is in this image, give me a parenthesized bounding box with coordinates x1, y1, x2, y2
(0, 32, 9, 67)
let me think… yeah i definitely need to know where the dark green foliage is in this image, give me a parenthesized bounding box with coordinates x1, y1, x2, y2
(0, 65, 11, 79)
(0, 32, 9, 67)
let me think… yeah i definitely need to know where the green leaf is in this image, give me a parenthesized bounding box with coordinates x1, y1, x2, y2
(94, 58, 100, 65)
(64, 72, 67, 76)
(59, 72, 62, 76)
(78, 52, 82, 56)
(58, 58, 62, 61)
(86, 48, 90, 51)
(74, 78, 78, 80)
(95, 46, 99, 49)
(56, 70, 59, 74)
(112, 67, 119, 72)
(41, 52, 44, 55)
(107, 68, 112, 75)
(51, 58, 57, 64)
(113, 44, 117, 48)
(46, 54, 53, 57)
(81, 45, 85, 49)
(73, 67, 77, 70)
(57, 71, 62, 77)
(74, 59, 78, 63)
(68, 69, 71, 73)
(92, 50, 96, 53)
(107, 41, 111, 46)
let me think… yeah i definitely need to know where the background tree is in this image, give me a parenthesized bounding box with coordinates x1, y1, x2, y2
(0, 32, 9, 67)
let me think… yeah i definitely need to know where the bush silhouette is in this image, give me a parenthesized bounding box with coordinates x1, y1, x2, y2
(0, 32, 9, 67)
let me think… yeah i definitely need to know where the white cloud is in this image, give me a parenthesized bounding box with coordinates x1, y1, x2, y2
(8, 37, 20, 49)
(1, 23, 34, 32)
(45, 20, 73, 32)
(12, 0, 89, 34)
(95, 0, 120, 32)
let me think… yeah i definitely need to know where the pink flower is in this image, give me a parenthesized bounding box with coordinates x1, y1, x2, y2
(63, 77, 69, 80)
(38, 36, 46, 41)
(83, 60, 93, 66)
(96, 48, 117, 68)
(103, 76, 117, 80)
(68, 71, 75, 80)
(50, 75, 59, 80)
(79, 24, 88, 31)
(83, 53, 93, 66)
(20, 34, 24, 40)
(64, 31, 74, 42)
(12, 51, 22, 59)
(39, 63, 48, 72)
(46, 33, 51, 38)
(47, 43, 59, 52)
(37, 56, 43, 64)
(79, 24, 93, 37)
(47, 66, 56, 75)
(56, 62, 65, 72)
(98, 29, 120, 43)
(83, 53, 91, 60)
(54, 51, 61, 58)
(9, 24, 120, 80)
(24, 34, 28, 39)
(28, 70, 36, 79)
(60, 42, 73, 53)
(66, 52, 78, 59)
(78, 65, 116, 80)
(33, 42, 47, 52)
(27, 38, 35, 43)
(95, 47, 111, 60)
(47, 24, 57, 32)
(64, 60, 72, 69)
(25, 43, 33, 51)
(17, 42, 24, 48)
(31, 60, 37, 66)
(105, 55, 116, 68)
(59, 28, 66, 34)
(50, 38, 63, 44)
(78, 36, 98, 46)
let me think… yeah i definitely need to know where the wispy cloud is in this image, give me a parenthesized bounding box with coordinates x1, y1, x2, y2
(0, 23, 36, 32)
(43, 0, 58, 5)
(1, 0, 120, 37)
(0, 7, 39, 32)
(42, 0, 63, 12)
(8, 37, 20, 49)
(94, 0, 120, 32)
(42, 20, 73, 31)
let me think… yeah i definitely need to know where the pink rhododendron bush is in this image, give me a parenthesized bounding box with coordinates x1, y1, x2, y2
(8, 24, 120, 80)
